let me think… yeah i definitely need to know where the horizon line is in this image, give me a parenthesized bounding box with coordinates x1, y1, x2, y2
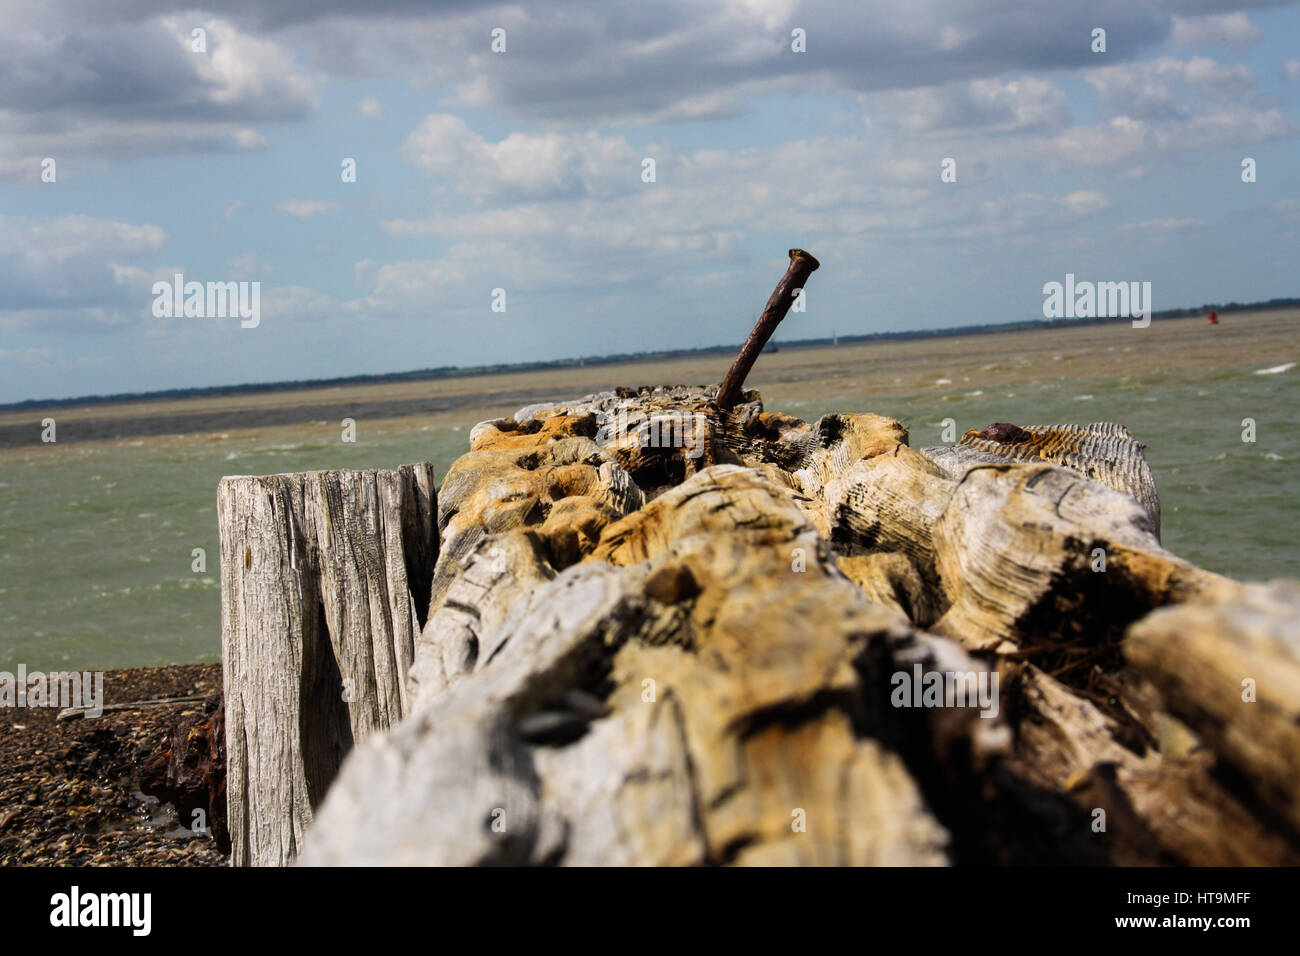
(5, 297, 1295, 411)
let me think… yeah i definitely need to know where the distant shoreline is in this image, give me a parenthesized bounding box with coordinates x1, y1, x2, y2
(6, 297, 1296, 412)
(0, 663, 225, 867)
(2, 307, 1295, 451)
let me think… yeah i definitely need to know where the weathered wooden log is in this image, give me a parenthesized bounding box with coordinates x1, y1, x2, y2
(930, 463, 1235, 651)
(924, 422, 1161, 534)
(821, 422, 1232, 651)
(424, 437, 642, 621)
(219, 464, 437, 865)
(1001, 664, 1297, 865)
(300, 465, 1004, 866)
(217, 376, 1296, 866)
(836, 552, 942, 626)
(57, 693, 209, 721)
(1125, 581, 1300, 835)
(824, 446, 956, 584)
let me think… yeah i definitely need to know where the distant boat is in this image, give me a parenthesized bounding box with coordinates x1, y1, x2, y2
(1207, 310, 1219, 325)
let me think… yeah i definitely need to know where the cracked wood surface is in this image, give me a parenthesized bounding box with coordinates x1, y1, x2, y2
(300, 465, 973, 865)
(218, 384, 1299, 865)
(1126, 581, 1300, 833)
(219, 464, 436, 866)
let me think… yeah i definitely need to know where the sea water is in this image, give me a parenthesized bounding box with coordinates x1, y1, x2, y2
(0, 364, 1295, 671)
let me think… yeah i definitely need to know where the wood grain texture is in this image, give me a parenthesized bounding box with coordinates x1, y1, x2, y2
(924, 422, 1161, 533)
(219, 464, 436, 866)
(300, 465, 1006, 866)
(218, 384, 1297, 866)
(1126, 581, 1300, 834)
(929, 462, 1228, 652)
(1006, 664, 1297, 865)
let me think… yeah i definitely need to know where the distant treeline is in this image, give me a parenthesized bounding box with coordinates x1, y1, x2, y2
(7, 297, 1297, 412)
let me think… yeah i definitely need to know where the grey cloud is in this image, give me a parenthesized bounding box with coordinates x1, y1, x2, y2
(0, 214, 164, 322)
(6, 0, 1290, 148)
(42, 0, 1189, 125)
(0, 4, 317, 175)
(1, 12, 316, 121)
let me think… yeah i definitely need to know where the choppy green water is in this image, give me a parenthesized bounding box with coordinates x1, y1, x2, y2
(1, 365, 1296, 671)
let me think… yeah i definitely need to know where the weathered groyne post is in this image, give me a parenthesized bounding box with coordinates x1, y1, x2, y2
(218, 465, 436, 865)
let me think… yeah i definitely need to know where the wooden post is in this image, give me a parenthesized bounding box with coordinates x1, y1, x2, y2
(219, 463, 437, 866)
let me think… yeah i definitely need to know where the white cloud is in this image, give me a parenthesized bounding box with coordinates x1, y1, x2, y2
(1084, 56, 1256, 120)
(350, 257, 471, 313)
(863, 76, 1069, 134)
(165, 16, 321, 115)
(1119, 217, 1207, 232)
(359, 96, 385, 119)
(370, 119, 1121, 328)
(0, 214, 166, 330)
(1063, 191, 1110, 214)
(275, 199, 337, 219)
(260, 284, 334, 323)
(402, 114, 646, 202)
(235, 128, 268, 149)
(226, 253, 275, 279)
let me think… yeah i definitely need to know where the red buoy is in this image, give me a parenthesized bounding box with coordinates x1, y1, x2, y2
(1207, 310, 1219, 325)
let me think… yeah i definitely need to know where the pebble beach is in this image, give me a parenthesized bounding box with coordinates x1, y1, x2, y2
(0, 664, 224, 867)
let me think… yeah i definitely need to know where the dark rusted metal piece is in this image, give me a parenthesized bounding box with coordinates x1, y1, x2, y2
(715, 248, 819, 412)
(140, 693, 229, 854)
(979, 422, 1032, 444)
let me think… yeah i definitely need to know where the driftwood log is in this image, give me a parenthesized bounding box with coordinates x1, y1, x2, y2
(214, 381, 1299, 865)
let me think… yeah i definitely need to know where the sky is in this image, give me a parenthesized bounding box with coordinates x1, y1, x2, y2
(1, 0, 1298, 403)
